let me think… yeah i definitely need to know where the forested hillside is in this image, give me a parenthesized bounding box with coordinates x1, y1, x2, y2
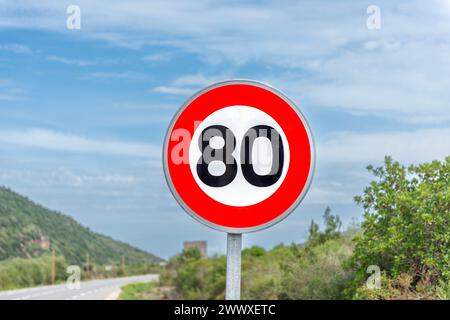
(0, 187, 161, 265)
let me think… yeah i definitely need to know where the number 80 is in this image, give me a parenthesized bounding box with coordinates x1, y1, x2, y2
(196, 125, 285, 188)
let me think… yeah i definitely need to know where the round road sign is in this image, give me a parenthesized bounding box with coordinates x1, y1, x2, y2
(163, 80, 315, 233)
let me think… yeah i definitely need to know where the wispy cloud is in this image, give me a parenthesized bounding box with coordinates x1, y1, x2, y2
(0, 43, 33, 54)
(48, 167, 141, 188)
(307, 127, 450, 205)
(142, 53, 171, 62)
(0, 167, 141, 189)
(0, 93, 21, 101)
(306, 185, 357, 205)
(152, 85, 193, 96)
(0, 128, 160, 158)
(318, 127, 450, 164)
(152, 73, 227, 96)
(83, 72, 150, 81)
(3, 0, 447, 124)
(19, 0, 439, 123)
(0, 78, 25, 101)
(47, 55, 95, 66)
(47, 55, 127, 66)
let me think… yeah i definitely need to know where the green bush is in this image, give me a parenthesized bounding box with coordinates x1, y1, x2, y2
(119, 281, 157, 300)
(0, 255, 67, 290)
(160, 248, 225, 299)
(347, 157, 450, 299)
(279, 236, 354, 300)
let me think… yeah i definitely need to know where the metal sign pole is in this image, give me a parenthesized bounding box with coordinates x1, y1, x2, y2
(226, 233, 242, 300)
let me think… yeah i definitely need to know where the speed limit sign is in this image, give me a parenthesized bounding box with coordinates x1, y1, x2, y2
(163, 80, 315, 234)
(163, 80, 315, 299)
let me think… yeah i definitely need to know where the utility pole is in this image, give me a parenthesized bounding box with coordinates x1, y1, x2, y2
(51, 249, 56, 285)
(121, 255, 125, 275)
(86, 253, 90, 279)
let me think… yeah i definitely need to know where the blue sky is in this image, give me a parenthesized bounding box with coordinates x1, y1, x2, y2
(1, 0, 449, 259)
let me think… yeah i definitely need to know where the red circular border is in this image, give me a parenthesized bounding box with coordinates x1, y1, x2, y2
(166, 83, 312, 229)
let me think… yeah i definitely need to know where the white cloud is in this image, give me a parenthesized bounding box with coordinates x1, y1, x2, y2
(273, 37, 450, 124)
(305, 127, 450, 205)
(12, 0, 436, 122)
(0, 93, 22, 101)
(152, 85, 193, 96)
(172, 74, 217, 87)
(0, 128, 160, 158)
(0, 78, 25, 101)
(152, 73, 228, 96)
(142, 53, 171, 62)
(0, 43, 33, 54)
(306, 186, 356, 204)
(47, 55, 95, 66)
(318, 127, 450, 164)
(48, 167, 140, 187)
(83, 72, 150, 81)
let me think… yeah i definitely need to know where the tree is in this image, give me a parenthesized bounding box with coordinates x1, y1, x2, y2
(348, 156, 450, 298)
(308, 206, 342, 245)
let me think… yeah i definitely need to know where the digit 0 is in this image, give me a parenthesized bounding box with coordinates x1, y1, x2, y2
(241, 125, 284, 187)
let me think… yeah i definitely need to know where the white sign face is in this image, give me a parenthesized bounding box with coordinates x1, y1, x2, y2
(188, 106, 290, 207)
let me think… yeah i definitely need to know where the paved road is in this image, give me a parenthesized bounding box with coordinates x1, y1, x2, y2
(0, 274, 158, 300)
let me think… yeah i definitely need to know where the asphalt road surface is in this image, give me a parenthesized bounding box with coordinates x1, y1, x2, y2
(0, 274, 158, 300)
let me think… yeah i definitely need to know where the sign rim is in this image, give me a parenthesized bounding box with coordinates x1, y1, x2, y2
(162, 79, 316, 233)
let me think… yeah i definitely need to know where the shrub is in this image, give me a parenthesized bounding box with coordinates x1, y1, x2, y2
(0, 255, 67, 290)
(347, 156, 450, 299)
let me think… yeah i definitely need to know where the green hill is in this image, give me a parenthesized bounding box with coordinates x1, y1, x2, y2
(0, 186, 162, 265)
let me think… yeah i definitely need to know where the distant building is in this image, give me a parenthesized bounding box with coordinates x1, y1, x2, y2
(183, 241, 207, 257)
(31, 235, 50, 250)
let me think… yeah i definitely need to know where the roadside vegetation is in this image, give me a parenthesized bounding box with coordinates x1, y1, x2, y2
(348, 156, 450, 299)
(125, 157, 450, 300)
(0, 255, 67, 290)
(158, 209, 355, 299)
(119, 281, 157, 300)
(0, 255, 161, 291)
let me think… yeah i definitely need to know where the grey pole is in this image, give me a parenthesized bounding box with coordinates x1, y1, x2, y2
(225, 233, 242, 300)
